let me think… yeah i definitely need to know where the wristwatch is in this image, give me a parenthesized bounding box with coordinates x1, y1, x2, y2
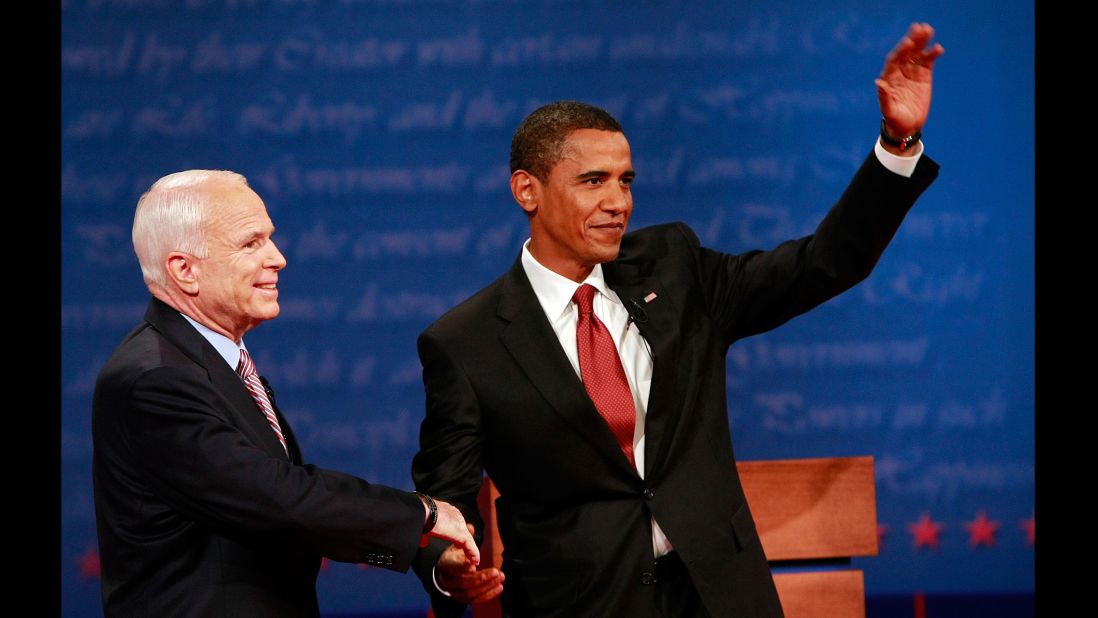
(880, 118, 921, 151)
(416, 492, 438, 533)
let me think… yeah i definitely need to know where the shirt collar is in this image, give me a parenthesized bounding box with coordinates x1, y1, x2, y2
(181, 313, 247, 370)
(520, 239, 620, 322)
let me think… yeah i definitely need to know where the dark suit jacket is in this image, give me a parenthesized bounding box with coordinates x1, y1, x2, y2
(92, 298, 427, 617)
(411, 152, 938, 617)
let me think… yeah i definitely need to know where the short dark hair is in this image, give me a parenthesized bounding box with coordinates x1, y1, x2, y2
(510, 101, 625, 181)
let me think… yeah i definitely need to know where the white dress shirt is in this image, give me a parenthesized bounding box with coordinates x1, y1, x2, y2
(181, 313, 250, 370)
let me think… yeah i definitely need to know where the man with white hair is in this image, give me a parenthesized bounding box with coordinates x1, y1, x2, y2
(92, 170, 479, 617)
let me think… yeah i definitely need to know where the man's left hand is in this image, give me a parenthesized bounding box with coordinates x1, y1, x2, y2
(876, 22, 945, 140)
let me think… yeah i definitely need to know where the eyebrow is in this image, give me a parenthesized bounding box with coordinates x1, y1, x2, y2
(574, 169, 635, 181)
(233, 228, 269, 246)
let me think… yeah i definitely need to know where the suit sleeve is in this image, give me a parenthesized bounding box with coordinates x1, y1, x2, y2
(122, 363, 426, 572)
(409, 328, 487, 617)
(687, 151, 939, 343)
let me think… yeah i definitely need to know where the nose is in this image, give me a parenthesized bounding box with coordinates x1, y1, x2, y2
(266, 239, 288, 271)
(604, 183, 631, 215)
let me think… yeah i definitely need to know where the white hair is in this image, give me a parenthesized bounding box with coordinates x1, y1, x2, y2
(131, 169, 249, 289)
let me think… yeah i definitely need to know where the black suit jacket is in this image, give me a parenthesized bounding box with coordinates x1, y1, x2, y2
(411, 152, 939, 617)
(92, 298, 427, 617)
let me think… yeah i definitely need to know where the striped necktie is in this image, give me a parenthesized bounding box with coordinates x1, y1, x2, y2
(237, 348, 289, 456)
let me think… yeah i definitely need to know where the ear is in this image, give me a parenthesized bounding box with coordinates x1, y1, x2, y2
(510, 170, 539, 215)
(165, 251, 200, 295)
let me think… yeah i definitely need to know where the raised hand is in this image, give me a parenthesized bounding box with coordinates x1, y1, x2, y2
(876, 22, 945, 141)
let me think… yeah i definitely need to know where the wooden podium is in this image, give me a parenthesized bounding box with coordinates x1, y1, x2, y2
(472, 456, 878, 618)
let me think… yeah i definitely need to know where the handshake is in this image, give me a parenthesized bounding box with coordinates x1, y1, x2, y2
(417, 493, 505, 604)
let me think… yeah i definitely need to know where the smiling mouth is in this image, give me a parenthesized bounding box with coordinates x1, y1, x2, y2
(256, 284, 277, 290)
(591, 222, 626, 235)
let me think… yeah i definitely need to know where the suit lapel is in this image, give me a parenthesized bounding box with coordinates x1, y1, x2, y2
(604, 266, 682, 480)
(143, 299, 294, 462)
(496, 261, 639, 477)
(261, 377, 303, 464)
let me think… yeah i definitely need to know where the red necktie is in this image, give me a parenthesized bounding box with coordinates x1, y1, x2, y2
(237, 348, 289, 455)
(573, 284, 636, 467)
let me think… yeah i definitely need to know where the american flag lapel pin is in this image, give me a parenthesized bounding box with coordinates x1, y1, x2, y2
(644, 292, 658, 303)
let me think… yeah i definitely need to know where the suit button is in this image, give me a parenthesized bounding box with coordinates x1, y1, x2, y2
(643, 488, 655, 500)
(640, 572, 657, 585)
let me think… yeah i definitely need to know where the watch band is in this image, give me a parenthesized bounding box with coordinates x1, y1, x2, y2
(416, 492, 438, 534)
(880, 118, 921, 151)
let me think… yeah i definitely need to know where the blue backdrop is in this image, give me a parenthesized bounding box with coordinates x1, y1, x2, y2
(61, 1, 1034, 615)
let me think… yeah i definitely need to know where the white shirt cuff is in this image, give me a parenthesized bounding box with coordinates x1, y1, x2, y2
(874, 137, 924, 178)
(432, 565, 453, 597)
